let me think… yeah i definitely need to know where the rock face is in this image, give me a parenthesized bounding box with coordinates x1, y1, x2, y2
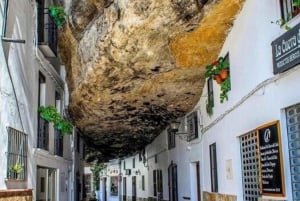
(59, 0, 243, 161)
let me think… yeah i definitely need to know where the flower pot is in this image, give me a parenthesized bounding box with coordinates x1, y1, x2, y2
(220, 69, 229, 80)
(214, 75, 222, 84)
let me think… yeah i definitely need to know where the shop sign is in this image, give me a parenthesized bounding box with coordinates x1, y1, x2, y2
(257, 121, 285, 196)
(272, 23, 300, 74)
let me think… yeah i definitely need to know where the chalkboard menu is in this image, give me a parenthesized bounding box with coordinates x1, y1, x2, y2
(258, 121, 285, 196)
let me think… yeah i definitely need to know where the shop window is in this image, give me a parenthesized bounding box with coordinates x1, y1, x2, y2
(286, 103, 300, 200)
(240, 131, 260, 200)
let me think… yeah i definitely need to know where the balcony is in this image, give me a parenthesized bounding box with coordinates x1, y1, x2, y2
(37, 8, 60, 73)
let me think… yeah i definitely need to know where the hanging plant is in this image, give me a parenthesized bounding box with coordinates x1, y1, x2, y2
(38, 106, 73, 135)
(220, 77, 231, 103)
(49, 5, 66, 27)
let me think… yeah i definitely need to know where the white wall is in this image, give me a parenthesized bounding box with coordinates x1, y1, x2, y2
(0, 1, 74, 201)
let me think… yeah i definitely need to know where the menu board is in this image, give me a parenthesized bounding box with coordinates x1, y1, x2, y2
(258, 121, 285, 196)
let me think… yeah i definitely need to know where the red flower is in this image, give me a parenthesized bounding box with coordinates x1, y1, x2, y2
(212, 60, 218, 66)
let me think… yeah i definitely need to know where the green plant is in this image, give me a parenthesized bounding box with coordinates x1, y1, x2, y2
(38, 106, 73, 135)
(293, 0, 300, 7)
(271, 17, 291, 31)
(49, 5, 66, 27)
(205, 57, 229, 79)
(91, 163, 107, 191)
(220, 77, 231, 103)
(9, 163, 23, 174)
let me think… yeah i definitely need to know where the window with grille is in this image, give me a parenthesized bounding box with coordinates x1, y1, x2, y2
(187, 111, 199, 141)
(240, 130, 260, 201)
(286, 103, 300, 200)
(6, 127, 27, 180)
(209, 143, 218, 192)
(153, 169, 163, 198)
(38, 72, 49, 150)
(280, 0, 300, 23)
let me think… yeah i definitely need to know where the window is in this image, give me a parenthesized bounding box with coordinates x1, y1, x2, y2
(84, 174, 92, 198)
(286, 103, 300, 200)
(133, 157, 135, 168)
(167, 129, 176, 149)
(155, 154, 158, 163)
(280, 0, 300, 23)
(142, 175, 145, 191)
(206, 78, 214, 116)
(123, 160, 126, 170)
(153, 169, 163, 199)
(6, 127, 27, 180)
(240, 131, 260, 200)
(209, 143, 218, 192)
(54, 91, 63, 156)
(38, 72, 49, 150)
(187, 111, 199, 141)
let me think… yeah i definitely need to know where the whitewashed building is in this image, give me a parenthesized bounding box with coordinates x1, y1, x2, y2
(102, 1, 300, 201)
(0, 0, 83, 201)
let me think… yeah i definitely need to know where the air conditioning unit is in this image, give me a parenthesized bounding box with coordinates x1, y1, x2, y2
(125, 169, 131, 175)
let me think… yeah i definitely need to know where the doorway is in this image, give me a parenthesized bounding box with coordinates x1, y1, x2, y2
(168, 162, 178, 201)
(190, 162, 201, 201)
(132, 176, 136, 201)
(36, 166, 57, 201)
(123, 177, 127, 201)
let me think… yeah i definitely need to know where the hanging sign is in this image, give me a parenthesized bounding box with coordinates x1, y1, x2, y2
(257, 121, 285, 196)
(272, 23, 300, 74)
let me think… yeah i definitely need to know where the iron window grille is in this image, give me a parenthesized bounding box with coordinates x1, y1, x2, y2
(280, 0, 300, 22)
(6, 127, 28, 180)
(187, 111, 199, 141)
(54, 128, 63, 156)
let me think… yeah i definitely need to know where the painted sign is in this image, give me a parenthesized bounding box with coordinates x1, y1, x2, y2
(272, 23, 300, 74)
(257, 121, 285, 196)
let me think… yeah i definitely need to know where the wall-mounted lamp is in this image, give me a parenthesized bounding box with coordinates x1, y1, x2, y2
(170, 121, 188, 135)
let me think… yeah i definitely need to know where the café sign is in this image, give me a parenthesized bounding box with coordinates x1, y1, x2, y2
(272, 23, 300, 74)
(257, 121, 285, 196)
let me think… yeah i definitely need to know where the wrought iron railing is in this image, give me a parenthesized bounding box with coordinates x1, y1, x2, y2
(37, 7, 58, 56)
(38, 117, 49, 150)
(6, 127, 27, 180)
(54, 128, 63, 156)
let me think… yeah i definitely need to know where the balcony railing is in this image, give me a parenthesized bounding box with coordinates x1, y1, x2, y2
(54, 128, 63, 157)
(37, 8, 58, 57)
(280, 0, 300, 22)
(38, 117, 49, 150)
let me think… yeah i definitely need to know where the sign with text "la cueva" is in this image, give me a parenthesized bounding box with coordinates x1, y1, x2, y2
(272, 23, 300, 74)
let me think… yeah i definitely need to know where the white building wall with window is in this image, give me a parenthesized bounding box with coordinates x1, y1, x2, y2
(104, 1, 300, 201)
(0, 1, 76, 201)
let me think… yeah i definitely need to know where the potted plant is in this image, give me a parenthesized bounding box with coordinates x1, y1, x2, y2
(205, 57, 229, 84)
(9, 163, 23, 179)
(49, 5, 66, 26)
(39, 106, 73, 135)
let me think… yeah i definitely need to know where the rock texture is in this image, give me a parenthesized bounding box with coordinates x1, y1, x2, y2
(59, 0, 244, 161)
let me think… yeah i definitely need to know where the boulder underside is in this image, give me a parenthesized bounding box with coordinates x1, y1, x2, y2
(59, 0, 244, 161)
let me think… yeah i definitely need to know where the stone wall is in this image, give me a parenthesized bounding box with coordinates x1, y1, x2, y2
(203, 191, 237, 201)
(0, 189, 32, 201)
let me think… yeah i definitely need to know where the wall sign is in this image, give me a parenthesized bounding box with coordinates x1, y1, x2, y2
(257, 121, 285, 196)
(272, 23, 300, 74)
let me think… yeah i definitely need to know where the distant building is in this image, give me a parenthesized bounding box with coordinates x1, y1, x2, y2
(0, 0, 84, 201)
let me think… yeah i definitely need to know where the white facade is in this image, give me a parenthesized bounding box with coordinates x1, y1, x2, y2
(103, 1, 300, 201)
(0, 1, 79, 201)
